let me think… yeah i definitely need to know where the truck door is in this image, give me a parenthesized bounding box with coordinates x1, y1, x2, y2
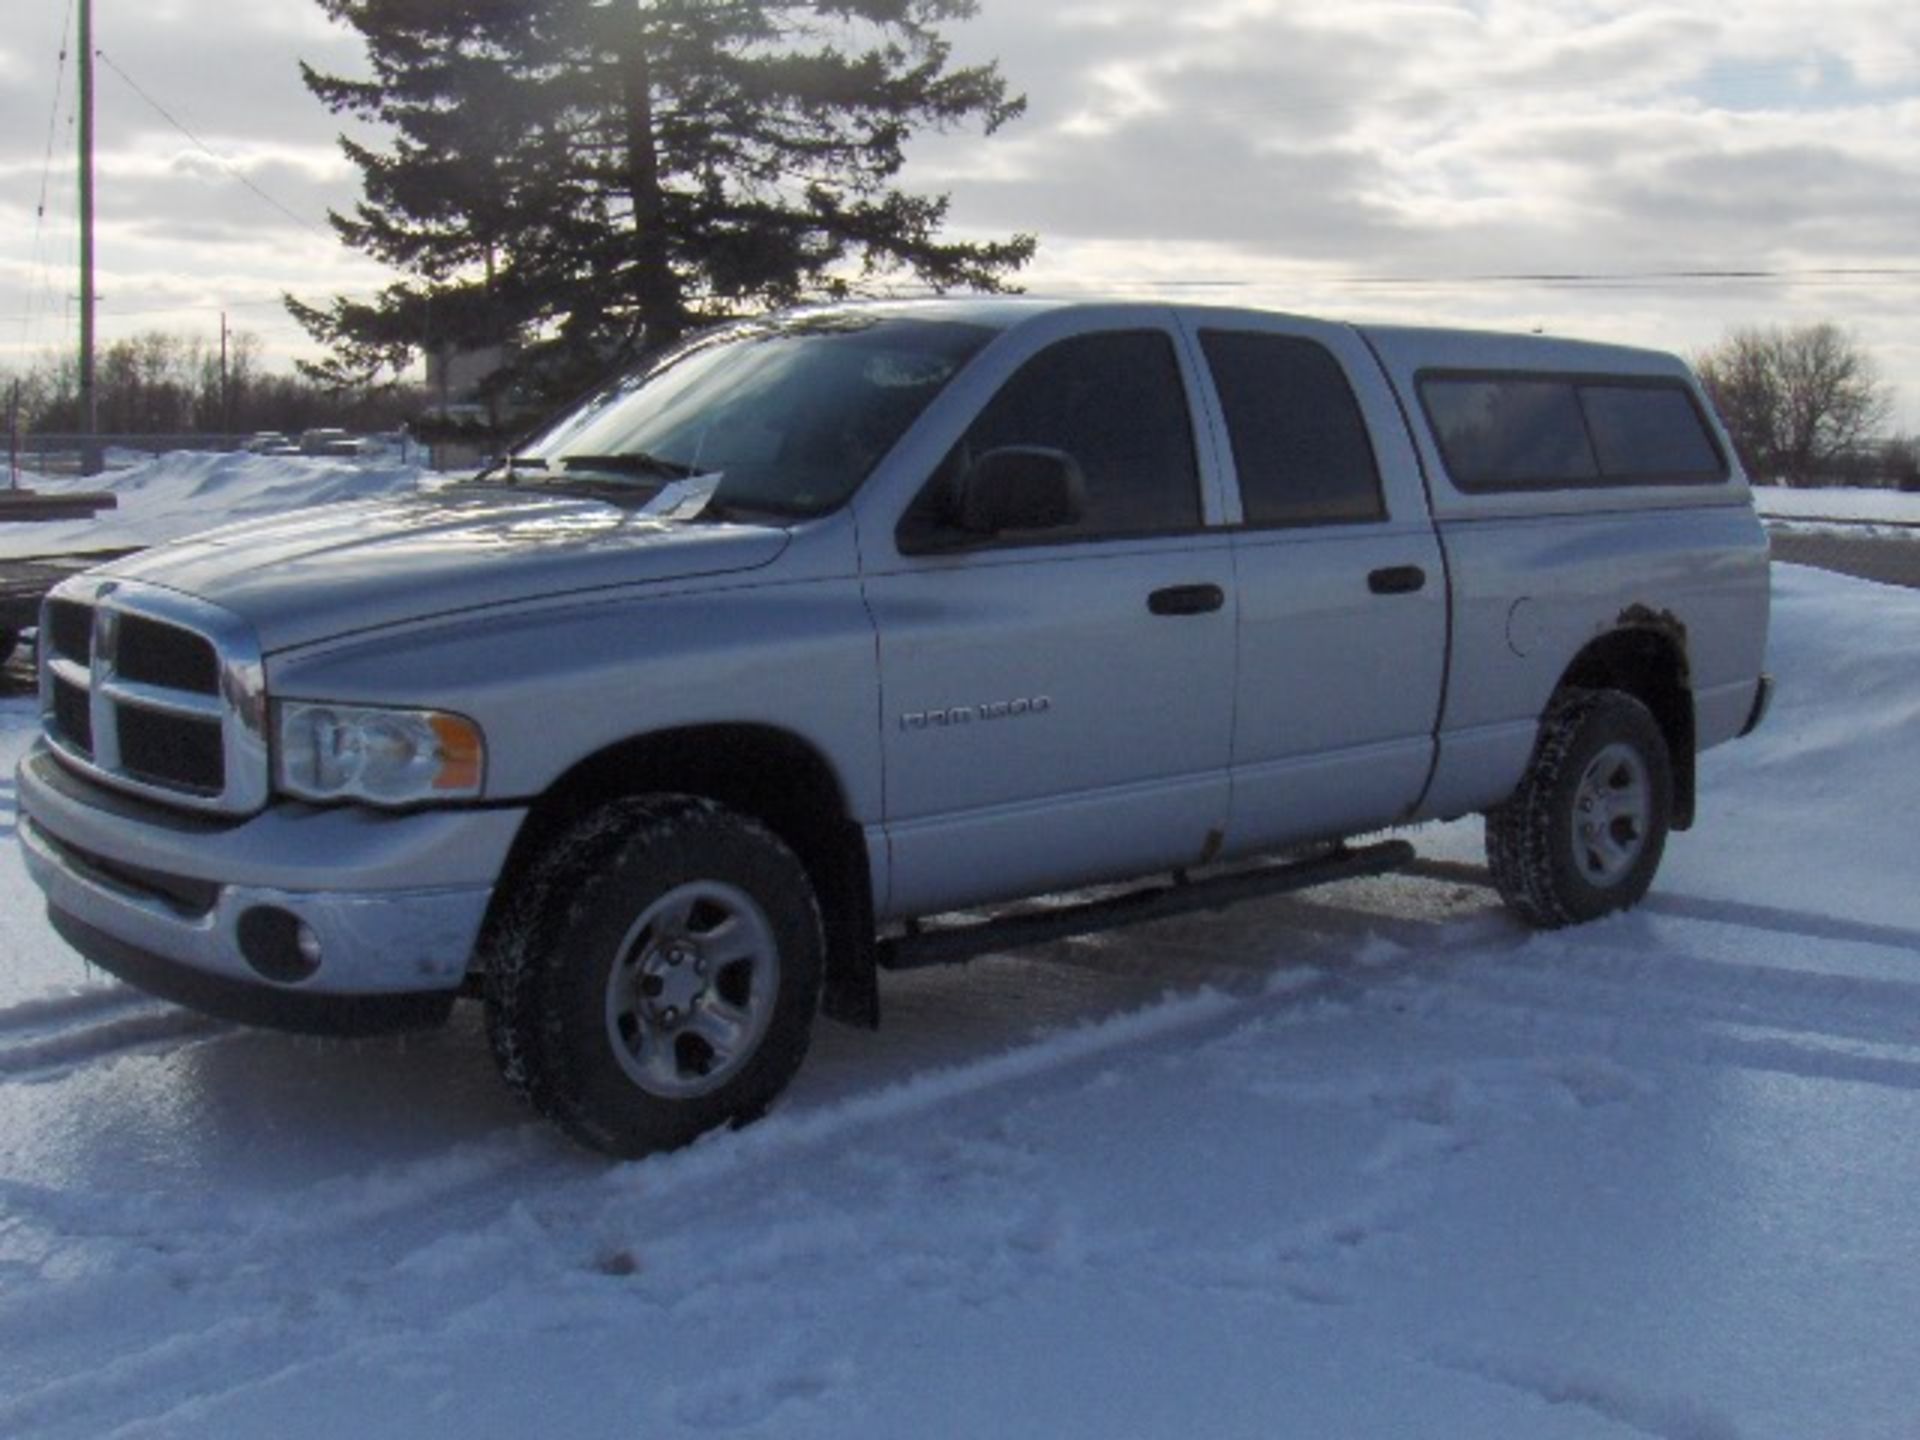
(1182, 318, 1447, 854)
(862, 323, 1235, 920)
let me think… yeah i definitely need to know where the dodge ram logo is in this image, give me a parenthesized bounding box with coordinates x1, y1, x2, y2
(901, 696, 1052, 732)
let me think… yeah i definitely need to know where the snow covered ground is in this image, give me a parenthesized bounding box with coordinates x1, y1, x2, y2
(3, 458, 1919, 1438)
(1753, 485, 1920, 531)
(0, 450, 439, 560)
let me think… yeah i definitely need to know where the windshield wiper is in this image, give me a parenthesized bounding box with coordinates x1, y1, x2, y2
(470, 454, 547, 482)
(478, 451, 697, 485)
(558, 451, 697, 480)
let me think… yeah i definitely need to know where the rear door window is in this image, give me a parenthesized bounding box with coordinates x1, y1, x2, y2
(1581, 384, 1725, 479)
(1199, 330, 1386, 527)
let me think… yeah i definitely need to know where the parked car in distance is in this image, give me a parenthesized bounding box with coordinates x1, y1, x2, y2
(242, 432, 300, 456)
(16, 299, 1773, 1158)
(298, 428, 361, 457)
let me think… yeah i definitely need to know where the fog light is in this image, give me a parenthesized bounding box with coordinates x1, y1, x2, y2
(237, 906, 323, 984)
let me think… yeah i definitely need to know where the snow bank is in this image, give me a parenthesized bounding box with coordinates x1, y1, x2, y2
(0, 450, 436, 560)
(1753, 485, 1920, 526)
(1659, 563, 1920, 928)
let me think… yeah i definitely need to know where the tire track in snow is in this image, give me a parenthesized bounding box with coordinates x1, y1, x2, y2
(1372, 925, 1920, 1095)
(0, 989, 227, 1083)
(1432, 1351, 1743, 1440)
(0, 987, 154, 1031)
(1408, 857, 1920, 956)
(0, 1130, 571, 1439)
(1516, 921, 1920, 1037)
(1399, 977, 1920, 1096)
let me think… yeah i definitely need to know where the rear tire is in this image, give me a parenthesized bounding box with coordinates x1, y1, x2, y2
(483, 795, 823, 1157)
(1486, 688, 1674, 929)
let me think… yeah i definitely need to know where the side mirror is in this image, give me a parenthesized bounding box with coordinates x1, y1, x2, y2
(953, 446, 1087, 537)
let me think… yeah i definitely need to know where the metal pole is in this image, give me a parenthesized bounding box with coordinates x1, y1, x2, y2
(78, 0, 98, 476)
(6, 379, 19, 490)
(220, 309, 231, 443)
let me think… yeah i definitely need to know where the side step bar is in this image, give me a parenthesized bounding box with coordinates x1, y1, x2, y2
(877, 838, 1416, 972)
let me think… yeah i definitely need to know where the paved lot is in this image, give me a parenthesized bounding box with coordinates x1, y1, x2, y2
(1768, 529, 1920, 590)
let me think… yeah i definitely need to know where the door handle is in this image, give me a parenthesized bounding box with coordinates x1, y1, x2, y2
(1148, 583, 1226, 616)
(1367, 565, 1427, 596)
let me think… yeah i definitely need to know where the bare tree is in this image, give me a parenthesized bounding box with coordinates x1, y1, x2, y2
(11, 333, 424, 437)
(1695, 323, 1892, 486)
(1887, 435, 1920, 493)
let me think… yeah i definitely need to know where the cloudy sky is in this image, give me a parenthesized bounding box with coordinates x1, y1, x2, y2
(4, 0, 1917, 425)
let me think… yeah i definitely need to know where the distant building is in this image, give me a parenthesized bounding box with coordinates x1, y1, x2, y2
(421, 343, 516, 471)
(425, 343, 511, 414)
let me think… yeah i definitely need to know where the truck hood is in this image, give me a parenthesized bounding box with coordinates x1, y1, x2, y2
(97, 487, 791, 652)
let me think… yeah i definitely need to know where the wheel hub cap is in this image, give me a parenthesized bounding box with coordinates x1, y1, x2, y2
(1571, 741, 1651, 889)
(604, 880, 780, 1099)
(639, 943, 705, 1026)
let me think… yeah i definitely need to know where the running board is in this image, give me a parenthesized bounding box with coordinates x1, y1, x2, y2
(877, 839, 1416, 972)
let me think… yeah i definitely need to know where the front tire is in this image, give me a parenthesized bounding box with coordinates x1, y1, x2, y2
(483, 796, 824, 1157)
(1485, 688, 1674, 929)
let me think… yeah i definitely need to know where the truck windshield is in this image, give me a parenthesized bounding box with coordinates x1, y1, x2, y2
(505, 313, 994, 518)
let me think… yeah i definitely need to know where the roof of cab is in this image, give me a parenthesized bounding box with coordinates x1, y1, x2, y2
(776, 297, 1699, 386)
(1357, 321, 1693, 383)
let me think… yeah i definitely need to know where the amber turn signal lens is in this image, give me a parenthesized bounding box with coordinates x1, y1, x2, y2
(429, 712, 485, 792)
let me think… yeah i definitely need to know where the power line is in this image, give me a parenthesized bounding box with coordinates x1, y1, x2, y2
(20, 0, 80, 360)
(1065, 54, 1915, 130)
(31, 0, 77, 230)
(92, 47, 335, 240)
(1051, 266, 1920, 296)
(10, 264, 1912, 333)
(0, 294, 380, 325)
(1335, 267, 1920, 288)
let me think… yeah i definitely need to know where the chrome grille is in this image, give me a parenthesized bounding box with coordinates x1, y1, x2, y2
(117, 614, 221, 694)
(38, 577, 269, 815)
(46, 599, 93, 663)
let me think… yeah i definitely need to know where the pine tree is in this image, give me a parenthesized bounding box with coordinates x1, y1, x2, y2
(290, 0, 1034, 407)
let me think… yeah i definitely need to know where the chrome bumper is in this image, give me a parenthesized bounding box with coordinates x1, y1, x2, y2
(17, 744, 525, 998)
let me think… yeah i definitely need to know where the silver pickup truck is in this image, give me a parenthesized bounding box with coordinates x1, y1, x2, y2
(16, 300, 1772, 1155)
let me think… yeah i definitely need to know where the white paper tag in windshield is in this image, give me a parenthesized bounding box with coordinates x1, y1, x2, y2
(639, 473, 723, 521)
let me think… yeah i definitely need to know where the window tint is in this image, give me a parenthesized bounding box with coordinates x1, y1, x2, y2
(1420, 373, 1727, 491)
(1200, 330, 1384, 526)
(908, 330, 1202, 544)
(1422, 378, 1598, 487)
(1581, 384, 1724, 479)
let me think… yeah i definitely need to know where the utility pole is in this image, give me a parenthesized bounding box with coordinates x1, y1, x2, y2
(78, 0, 99, 475)
(7, 379, 20, 490)
(220, 309, 231, 442)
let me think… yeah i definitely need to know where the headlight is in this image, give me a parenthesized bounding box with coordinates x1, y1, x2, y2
(275, 702, 485, 805)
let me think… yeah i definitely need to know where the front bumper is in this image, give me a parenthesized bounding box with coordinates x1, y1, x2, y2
(17, 743, 526, 1026)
